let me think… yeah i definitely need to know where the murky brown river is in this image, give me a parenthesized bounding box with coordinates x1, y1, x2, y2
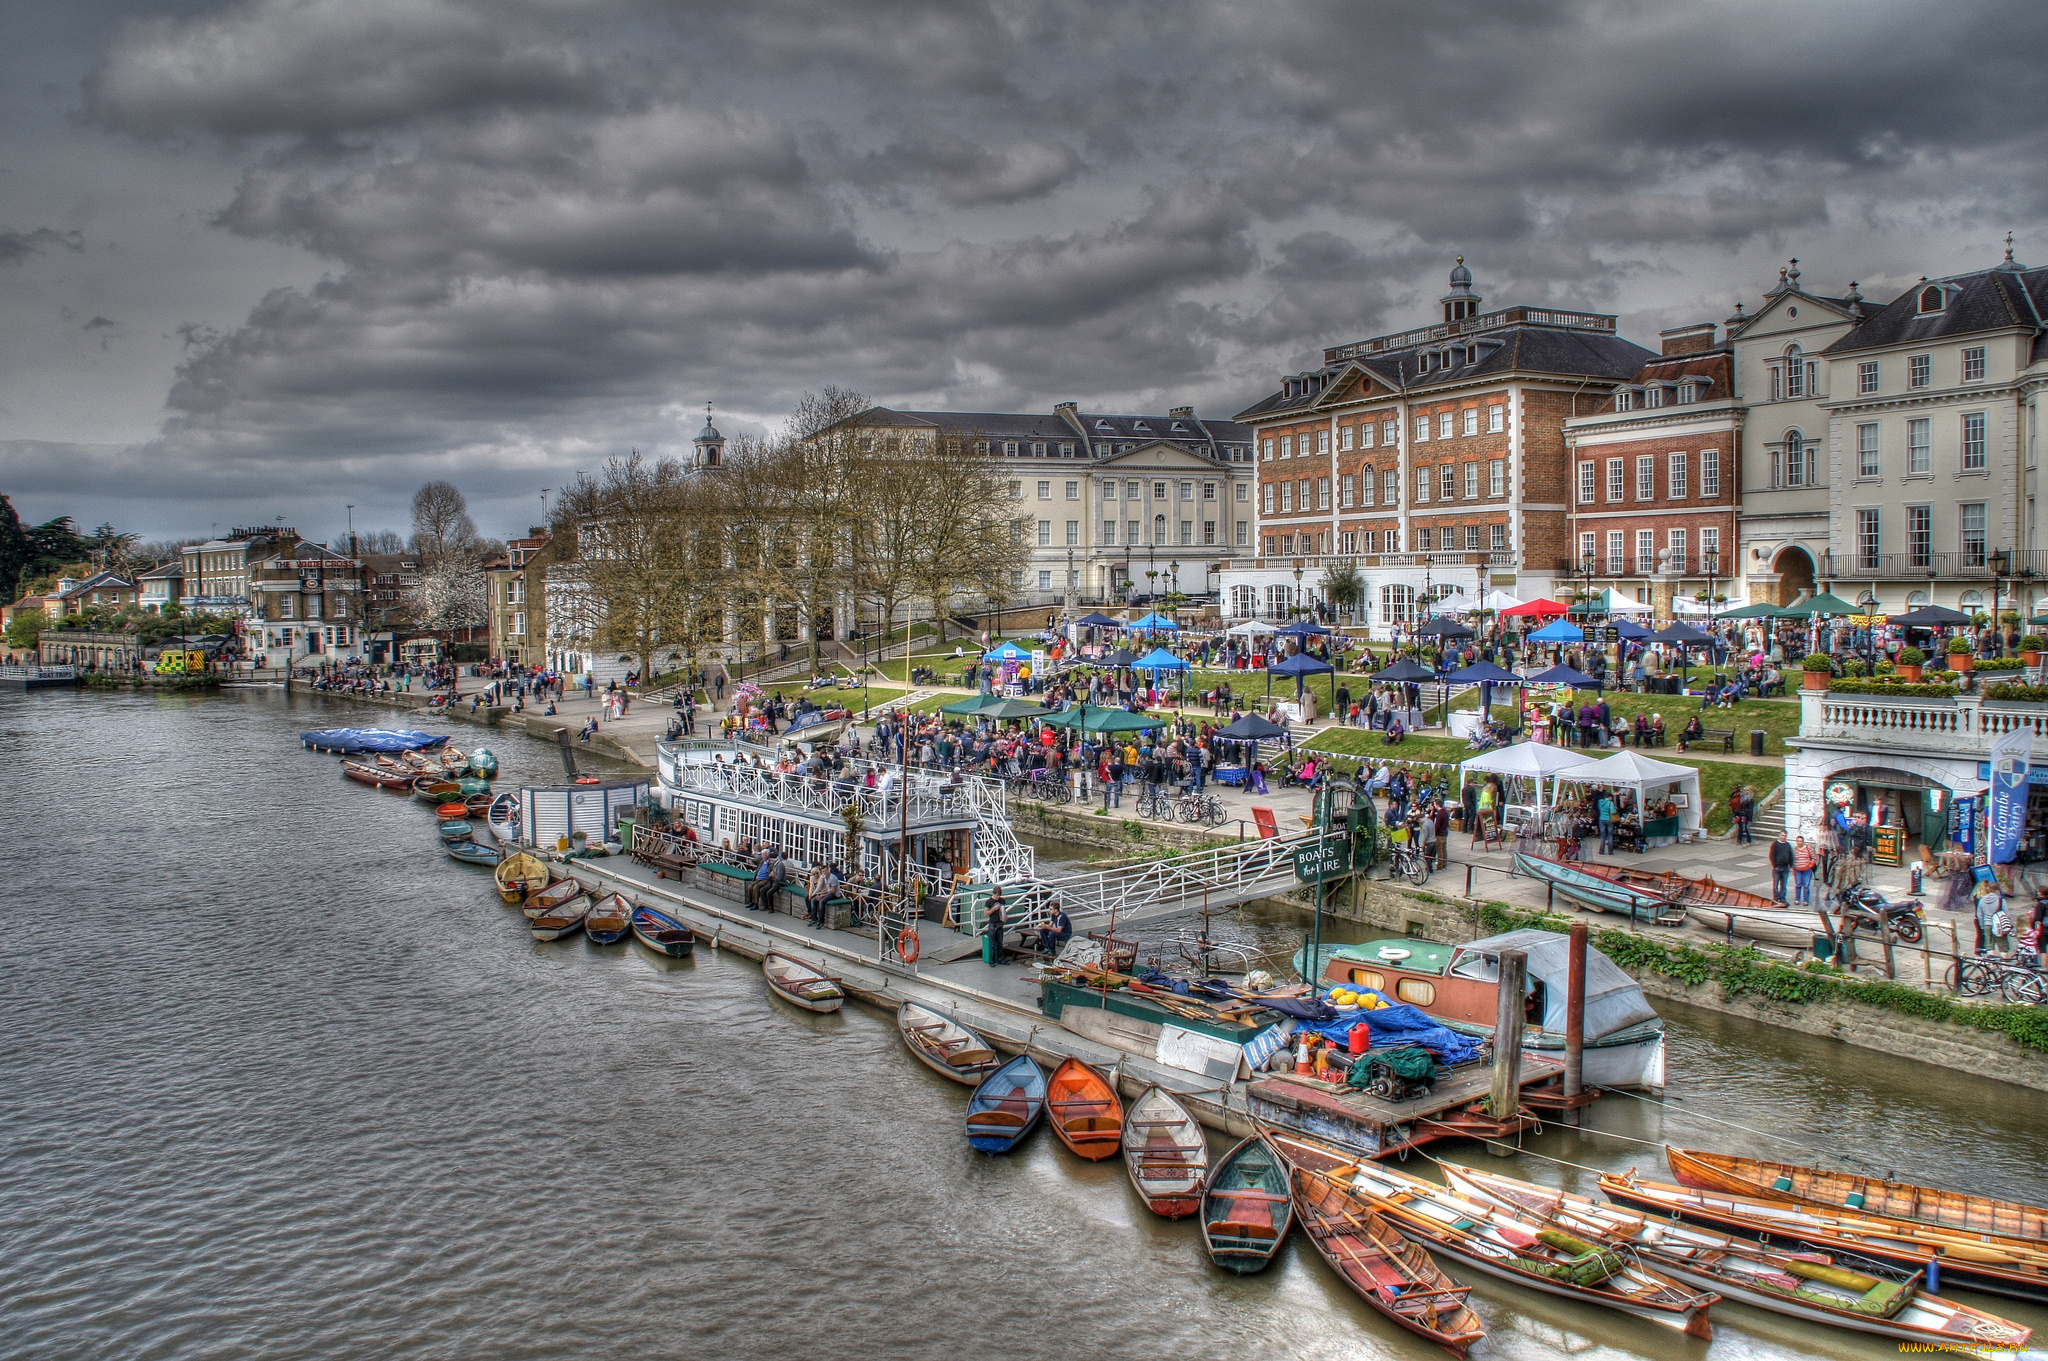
(7, 688, 2044, 1358)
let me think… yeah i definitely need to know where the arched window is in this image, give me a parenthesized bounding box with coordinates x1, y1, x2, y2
(1153, 514, 1166, 545)
(1784, 344, 1805, 398)
(1359, 464, 1376, 506)
(1906, 590, 1930, 609)
(1783, 430, 1807, 487)
(1959, 591, 1984, 615)
(1919, 285, 1945, 314)
(1380, 583, 1414, 625)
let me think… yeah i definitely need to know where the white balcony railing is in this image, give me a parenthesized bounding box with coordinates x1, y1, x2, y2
(1799, 690, 2048, 754)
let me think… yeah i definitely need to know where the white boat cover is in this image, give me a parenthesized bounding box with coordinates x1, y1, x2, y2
(1450, 928, 1660, 1038)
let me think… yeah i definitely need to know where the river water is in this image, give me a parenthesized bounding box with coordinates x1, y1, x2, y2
(6, 686, 2046, 1360)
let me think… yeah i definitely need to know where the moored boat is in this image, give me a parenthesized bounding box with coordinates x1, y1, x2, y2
(342, 759, 414, 789)
(523, 881, 588, 921)
(1046, 1058, 1123, 1161)
(1122, 1085, 1208, 1218)
(438, 744, 467, 772)
(629, 905, 696, 957)
(436, 801, 470, 820)
(1271, 1133, 1718, 1336)
(1600, 1170, 2048, 1304)
(965, 1054, 1047, 1153)
(1286, 1151, 1484, 1352)
(468, 747, 498, 779)
(762, 951, 845, 1013)
(1439, 1160, 2030, 1349)
(487, 792, 521, 845)
(583, 893, 632, 944)
(1667, 1147, 2048, 1246)
(529, 897, 588, 941)
(896, 1001, 999, 1086)
(494, 850, 550, 903)
(463, 792, 494, 819)
(445, 840, 502, 866)
(1200, 1135, 1296, 1276)
(413, 777, 462, 804)
(436, 819, 475, 842)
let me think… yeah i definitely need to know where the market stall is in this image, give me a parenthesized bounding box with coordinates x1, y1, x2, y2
(1551, 749, 1704, 845)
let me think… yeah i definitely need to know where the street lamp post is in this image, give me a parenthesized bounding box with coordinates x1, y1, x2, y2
(1292, 565, 1304, 621)
(1703, 549, 1721, 665)
(1990, 549, 2012, 656)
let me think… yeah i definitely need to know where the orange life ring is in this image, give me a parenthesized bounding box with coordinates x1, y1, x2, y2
(897, 927, 920, 963)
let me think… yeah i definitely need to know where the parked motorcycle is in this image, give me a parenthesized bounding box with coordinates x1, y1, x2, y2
(1833, 885, 1926, 944)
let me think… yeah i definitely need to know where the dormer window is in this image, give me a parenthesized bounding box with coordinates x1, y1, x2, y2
(1918, 284, 1946, 314)
(1644, 385, 1664, 409)
(1614, 389, 1633, 412)
(1133, 421, 1151, 432)
(1095, 419, 1114, 430)
(1677, 382, 1697, 404)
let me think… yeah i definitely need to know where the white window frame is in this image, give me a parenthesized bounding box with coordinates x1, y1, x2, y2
(1462, 408, 1478, 437)
(1577, 461, 1597, 504)
(1963, 346, 1986, 382)
(1636, 454, 1656, 501)
(1701, 449, 1720, 499)
(1606, 458, 1624, 503)
(1488, 404, 1504, 433)
(1962, 411, 1987, 471)
(1464, 462, 1479, 498)
(1858, 360, 1879, 394)
(1908, 417, 1932, 474)
(1857, 423, 1879, 478)
(1668, 451, 1687, 499)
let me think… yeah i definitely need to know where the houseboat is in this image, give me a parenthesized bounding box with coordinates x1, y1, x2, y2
(1297, 929, 1666, 1092)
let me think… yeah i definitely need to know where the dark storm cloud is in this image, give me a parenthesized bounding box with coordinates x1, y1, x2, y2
(18, 0, 2048, 536)
(0, 226, 85, 265)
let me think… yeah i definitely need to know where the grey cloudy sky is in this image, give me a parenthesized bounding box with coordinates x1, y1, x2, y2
(4, 0, 2047, 542)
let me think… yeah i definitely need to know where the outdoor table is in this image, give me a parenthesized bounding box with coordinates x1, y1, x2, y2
(1643, 814, 1681, 846)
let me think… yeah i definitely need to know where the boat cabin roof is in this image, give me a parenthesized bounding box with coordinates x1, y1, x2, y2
(1449, 929, 1659, 1036)
(1326, 939, 1457, 977)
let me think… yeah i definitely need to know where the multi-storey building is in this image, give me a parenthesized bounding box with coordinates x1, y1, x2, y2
(48, 570, 138, 618)
(846, 403, 1255, 607)
(136, 560, 184, 614)
(1226, 260, 1653, 630)
(1815, 249, 2048, 619)
(486, 528, 552, 666)
(245, 540, 368, 667)
(1726, 261, 1871, 605)
(1563, 327, 1740, 615)
(181, 530, 287, 616)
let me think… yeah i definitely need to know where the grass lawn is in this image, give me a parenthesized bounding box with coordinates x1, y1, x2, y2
(1658, 756, 1785, 834)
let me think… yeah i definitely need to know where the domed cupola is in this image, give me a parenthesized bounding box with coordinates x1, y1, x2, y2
(1442, 256, 1481, 323)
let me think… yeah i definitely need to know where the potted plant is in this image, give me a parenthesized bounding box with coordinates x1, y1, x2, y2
(1896, 646, 1925, 681)
(1947, 636, 1975, 672)
(2022, 636, 2045, 667)
(1801, 653, 1836, 689)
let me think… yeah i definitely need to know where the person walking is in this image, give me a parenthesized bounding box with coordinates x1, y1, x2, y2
(983, 892, 1007, 967)
(1768, 832, 1794, 903)
(1596, 791, 1616, 857)
(1730, 785, 1753, 845)
(1791, 835, 1817, 905)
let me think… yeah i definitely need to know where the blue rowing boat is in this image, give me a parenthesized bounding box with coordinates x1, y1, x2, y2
(1511, 849, 1688, 924)
(445, 840, 502, 866)
(630, 905, 696, 957)
(966, 1054, 1046, 1154)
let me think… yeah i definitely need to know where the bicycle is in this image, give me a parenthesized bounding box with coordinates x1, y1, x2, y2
(1956, 954, 2046, 1003)
(1176, 791, 1226, 827)
(1134, 785, 1172, 820)
(1388, 840, 1433, 886)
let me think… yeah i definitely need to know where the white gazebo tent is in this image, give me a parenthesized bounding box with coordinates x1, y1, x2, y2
(1227, 620, 1278, 636)
(1550, 749, 1704, 837)
(1599, 589, 1652, 615)
(1460, 743, 1597, 824)
(1481, 589, 1523, 613)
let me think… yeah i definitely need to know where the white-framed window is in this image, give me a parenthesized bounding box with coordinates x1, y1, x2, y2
(1382, 419, 1398, 445)
(1615, 389, 1634, 413)
(1037, 520, 1051, 546)
(1059, 442, 1074, 457)
(1606, 531, 1625, 576)
(1960, 502, 1987, 567)
(1488, 404, 1504, 433)
(1008, 480, 1022, 500)
(1907, 504, 1932, 567)
(1858, 360, 1879, 394)
(1606, 458, 1624, 502)
(1438, 411, 1454, 439)
(1636, 529, 1656, 575)
(1180, 479, 1194, 501)
(1963, 346, 1986, 382)
(1280, 483, 1293, 512)
(1065, 480, 1079, 499)
(1382, 469, 1399, 504)
(1262, 483, 1275, 514)
(1439, 464, 1456, 499)
(1700, 527, 1720, 569)
(1380, 583, 1414, 625)
(1578, 461, 1597, 504)
(1180, 520, 1193, 546)
(1415, 526, 1432, 551)
(1359, 466, 1376, 506)
(1262, 439, 1273, 460)
(1677, 382, 1696, 404)
(1066, 520, 1079, 546)
(1414, 416, 1430, 443)
(1857, 423, 1879, 477)
(1962, 412, 1987, 470)
(1579, 531, 1597, 568)
(1464, 524, 1481, 551)
(1280, 436, 1292, 458)
(1037, 480, 1051, 499)
(1235, 520, 1248, 546)
(1004, 441, 1019, 456)
(1153, 480, 1167, 500)
(279, 594, 293, 619)
(1667, 528, 1687, 574)
(1491, 523, 1507, 551)
(1030, 441, 1045, 457)
(1153, 514, 1167, 544)
(1637, 454, 1656, 500)
(1360, 422, 1375, 449)
(1038, 570, 1052, 590)
(1784, 345, 1806, 398)
(1317, 477, 1331, 510)
(1856, 509, 1881, 570)
(1919, 284, 1946, 313)
(1234, 482, 1248, 502)
(1317, 430, 1330, 454)
(1340, 425, 1353, 452)
(1464, 462, 1479, 498)
(1783, 431, 1808, 487)
(1644, 385, 1665, 409)
(1701, 449, 1720, 498)
(1340, 474, 1355, 508)
(1103, 479, 1117, 500)
(1339, 530, 1357, 555)
(1668, 451, 1688, 499)
(1462, 408, 1479, 437)
(1102, 520, 1116, 545)
(1908, 417, 1932, 474)
(1203, 480, 1216, 501)
(1909, 354, 1931, 389)
(1299, 477, 1311, 509)
(1126, 520, 1140, 545)
(1415, 467, 1430, 502)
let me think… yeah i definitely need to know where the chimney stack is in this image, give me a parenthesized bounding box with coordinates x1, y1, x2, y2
(1659, 322, 1717, 357)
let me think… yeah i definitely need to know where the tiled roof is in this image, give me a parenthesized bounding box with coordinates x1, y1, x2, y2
(1824, 265, 2047, 355)
(855, 407, 1251, 450)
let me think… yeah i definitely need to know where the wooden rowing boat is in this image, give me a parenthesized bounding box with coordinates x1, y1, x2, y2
(1440, 1160, 2030, 1348)
(965, 1054, 1046, 1154)
(438, 745, 467, 773)
(1601, 1170, 2048, 1304)
(413, 777, 462, 804)
(763, 951, 844, 1013)
(444, 840, 502, 866)
(529, 897, 588, 941)
(1123, 1085, 1208, 1218)
(1287, 1155, 1484, 1353)
(463, 792, 494, 819)
(1271, 1132, 1717, 1336)
(436, 819, 475, 842)
(1200, 1135, 1296, 1276)
(521, 877, 584, 918)
(629, 905, 695, 957)
(1513, 850, 1823, 943)
(895, 1001, 998, 1086)
(342, 760, 413, 789)
(494, 851, 550, 903)
(1046, 1057, 1123, 1161)
(1668, 1147, 2048, 1246)
(583, 892, 632, 944)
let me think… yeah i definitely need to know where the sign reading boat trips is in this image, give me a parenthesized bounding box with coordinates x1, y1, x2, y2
(1293, 837, 1348, 884)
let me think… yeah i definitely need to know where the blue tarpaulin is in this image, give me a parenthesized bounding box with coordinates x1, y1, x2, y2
(1302, 989, 1486, 1064)
(301, 727, 451, 754)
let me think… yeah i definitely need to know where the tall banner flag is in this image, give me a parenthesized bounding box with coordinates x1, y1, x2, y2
(1989, 723, 2031, 864)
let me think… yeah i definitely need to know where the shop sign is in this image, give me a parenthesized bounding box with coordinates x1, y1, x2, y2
(1974, 761, 2048, 787)
(1293, 837, 1348, 884)
(1825, 780, 1856, 806)
(1990, 725, 2030, 865)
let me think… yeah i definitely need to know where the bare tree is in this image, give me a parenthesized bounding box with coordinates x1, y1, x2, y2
(733, 386, 869, 670)
(405, 554, 487, 649)
(410, 482, 478, 560)
(909, 432, 1029, 641)
(356, 529, 405, 555)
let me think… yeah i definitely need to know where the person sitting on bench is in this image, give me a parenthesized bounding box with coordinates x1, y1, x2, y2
(1676, 715, 1705, 751)
(1031, 906, 1073, 958)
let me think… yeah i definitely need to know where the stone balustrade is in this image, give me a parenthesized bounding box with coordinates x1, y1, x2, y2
(1798, 689, 2048, 755)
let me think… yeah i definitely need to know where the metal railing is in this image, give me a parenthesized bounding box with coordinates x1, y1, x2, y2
(1039, 831, 1316, 924)
(0, 665, 77, 679)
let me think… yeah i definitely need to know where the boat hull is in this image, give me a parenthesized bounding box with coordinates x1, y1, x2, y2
(630, 907, 696, 957)
(445, 841, 501, 866)
(763, 951, 845, 1013)
(966, 1055, 1047, 1154)
(1667, 1147, 2048, 1246)
(898, 1002, 999, 1086)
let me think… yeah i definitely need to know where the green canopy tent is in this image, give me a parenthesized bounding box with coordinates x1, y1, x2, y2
(973, 697, 1055, 722)
(1041, 703, 1166, 734)
(939, 693, 1005, 716)
(1718, 601, 1793, 619)
(1779, 592, 1860, 618)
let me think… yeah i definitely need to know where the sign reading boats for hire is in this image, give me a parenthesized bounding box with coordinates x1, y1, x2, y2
(1990, 723, 2031, 865)
(1293, 837, 1348, 883)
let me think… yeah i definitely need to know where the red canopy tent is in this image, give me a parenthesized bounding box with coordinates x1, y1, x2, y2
(1500, 598, 1568, 619)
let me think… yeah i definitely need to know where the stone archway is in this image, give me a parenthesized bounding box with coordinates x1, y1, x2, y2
(1771, 545, 1816, 606)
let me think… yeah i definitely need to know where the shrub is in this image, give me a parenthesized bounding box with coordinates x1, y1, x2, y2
(2021, 636, 2046, 652)
(1842, 659, 1870, 677)
(1973, 657, 2025, 672)
(1828, 678, 1957, 698)
(1800, 653, 1836, 673)
(450, 642, 487, 662)
(1984, 682, 2048, 702)
(1947, 637, 1974, 654)
(1875, 660, 1896, 675)
(1897, 646, 1926, 666)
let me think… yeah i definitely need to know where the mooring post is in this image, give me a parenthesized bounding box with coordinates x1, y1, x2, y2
(1487, 947, 1528, 1147)
(1564, 920, 1587, 1127)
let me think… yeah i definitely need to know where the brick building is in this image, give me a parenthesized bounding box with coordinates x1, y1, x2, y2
(1563, 326, 1741, 615)
(1226, 260, 1653, 632)
(486, 528, 553, 666)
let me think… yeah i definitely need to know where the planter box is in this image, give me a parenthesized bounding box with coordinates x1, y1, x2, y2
(1802, 670, 1830, 690)
(2024, 651, 2042, 668)
(1950, 653, 1975, 672)
(1898, 664, 1923, 682)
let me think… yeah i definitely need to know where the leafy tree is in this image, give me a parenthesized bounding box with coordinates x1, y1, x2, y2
(0, 495, 28, 603)
(1322, 561, 1366, 622)
(4, 605, 46, 650)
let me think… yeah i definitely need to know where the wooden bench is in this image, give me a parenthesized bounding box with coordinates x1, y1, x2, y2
(1683, 727, 1736, 754)
(695, 860, 757, 904)
(773, 882, 852, 929)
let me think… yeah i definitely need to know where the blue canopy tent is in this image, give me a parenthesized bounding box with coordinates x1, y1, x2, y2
(1135, 645, 1190, 705)
(1268, 649, 1335, 705)
(1528, 619, 1583, 644)
(1527, 663, 1599, 688)
(1215, 711, 1290, 771)
(1651, 621, 1717, 685)
(1074, 611, 1123, 627)
(1372, 658, 1435, 682)
(1612, 618, 1653, 641)
(985, 640, 1030, 661)
(1129, 611, 1179, 631)
(1442, 660, 1521, 729)
(1273, 619, 1331, 639)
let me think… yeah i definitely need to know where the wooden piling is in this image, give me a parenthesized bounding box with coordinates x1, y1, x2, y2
(1488, 948, 1527, 1139)
(1563, 921, 1587, 1127)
